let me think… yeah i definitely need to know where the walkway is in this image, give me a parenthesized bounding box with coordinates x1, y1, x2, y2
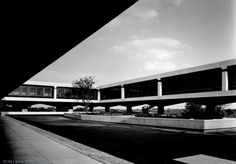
(0, 116, 104, 164)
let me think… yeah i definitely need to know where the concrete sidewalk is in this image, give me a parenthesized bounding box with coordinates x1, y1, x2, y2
(0, 116, 104, 164)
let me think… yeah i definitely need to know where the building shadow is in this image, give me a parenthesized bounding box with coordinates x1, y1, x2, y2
(0, 116, 14, 161)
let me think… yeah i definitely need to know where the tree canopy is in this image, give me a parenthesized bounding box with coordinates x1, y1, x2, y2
(72, 76, 95, 89)
(72, 76, 96, 112)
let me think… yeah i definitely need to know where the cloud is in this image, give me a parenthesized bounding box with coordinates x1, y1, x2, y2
(133, 9, 158, 21)
(145, 61, 176, 71)
(107, 0, 184, 28)
(107, 8, 158, 27)
(112, 37, 190, 73)
(169, 0, 183, 6)
(163, 0, 184, 10)
(128, 38, 184, 49)
(112, 38, 187, 55)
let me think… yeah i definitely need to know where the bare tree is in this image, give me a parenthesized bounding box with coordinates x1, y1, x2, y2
(72, 76, 96, 113)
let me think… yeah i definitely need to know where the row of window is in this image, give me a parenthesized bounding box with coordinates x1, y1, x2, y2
(7, 65, 236, 100)
(8, 85, 98, 100)
(56, 87, 97, 100)
(9, 85, 54, 98)
(100, 66, 236, 99)
(99, 80, 158, 100)
(162, 68, 222, 95)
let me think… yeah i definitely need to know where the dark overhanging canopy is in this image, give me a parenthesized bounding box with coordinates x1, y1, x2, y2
(1, 1, 138, 99)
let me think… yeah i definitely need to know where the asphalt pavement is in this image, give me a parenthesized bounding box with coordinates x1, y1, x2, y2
(8, 115, 236, 164)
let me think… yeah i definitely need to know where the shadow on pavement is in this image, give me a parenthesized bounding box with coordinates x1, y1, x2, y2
(0, 117, 14, 161)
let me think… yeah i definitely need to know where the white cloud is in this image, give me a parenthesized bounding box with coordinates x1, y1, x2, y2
(171, 0, 183, 6)
(145, 61, 176, 71)
(133, 9, 158, 21)
(112, 37, 190, 73)
(107, 8, 158, 28)
(164, 0, 184, 8)
(128, 38, 184, 49)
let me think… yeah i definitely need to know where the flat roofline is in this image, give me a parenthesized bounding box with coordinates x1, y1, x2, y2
(24, 81, 98, 89)
(25, 58, 235, 90)
(25, 81, 72, 87)
(98, 58, 236, 89)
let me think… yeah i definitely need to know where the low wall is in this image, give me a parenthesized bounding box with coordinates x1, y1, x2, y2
(2, 112, 65, 115)
(204, 118, 236, 130)
(64, 113, 236, 131)
(64, 113, 135, 122)
(122, 117, 204, 130)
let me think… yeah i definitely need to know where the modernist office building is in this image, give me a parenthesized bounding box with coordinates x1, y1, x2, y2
(2, 59, 236, 113)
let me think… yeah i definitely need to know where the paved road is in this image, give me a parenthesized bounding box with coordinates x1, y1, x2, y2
(11, 115, 236, 164)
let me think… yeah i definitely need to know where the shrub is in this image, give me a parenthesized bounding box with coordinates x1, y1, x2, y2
(224, 109, 234, 116)
(142, 106, 149, 114)
(181, 102, 224, 119)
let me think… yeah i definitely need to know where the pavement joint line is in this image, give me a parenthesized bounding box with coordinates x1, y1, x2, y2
(27, 142, 53, 163)
(5, 116, 134, 164)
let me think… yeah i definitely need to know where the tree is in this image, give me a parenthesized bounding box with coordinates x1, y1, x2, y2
(185, 102, 202, 112)
(182, 102, 203, 118)
(182, 102, 224, 119)
(72, 76, 96, 113)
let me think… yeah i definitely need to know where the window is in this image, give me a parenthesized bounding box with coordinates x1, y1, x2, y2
(37, 87, 44, 97)
(162, 68, 222, 95)
(29, 87, 37, 96)
(20, 86, 28, 96)
(44, 87, 53, 97)
(100, 86, 121, 100)
(124, 80, 157, 98)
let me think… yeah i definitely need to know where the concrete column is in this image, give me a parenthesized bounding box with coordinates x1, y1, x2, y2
(158, 105, 164, 115)
(205, 103, 216, 114)
(54, 87, 57, 99)
(121, 85, 125, 99)
(89, 105, 94, 112)
(222, 70, 229, 91)
(126, 105, 132, 113)
(158, 80, 162, 96)
(105, 106, 110, 113)
(97, 90, 101, 101)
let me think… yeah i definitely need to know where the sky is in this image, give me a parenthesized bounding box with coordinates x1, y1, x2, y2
(30, 0, 236, 87)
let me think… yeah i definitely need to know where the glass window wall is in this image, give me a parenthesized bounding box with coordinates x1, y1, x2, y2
(228, 65, 236, 90)
(124, 79, 157, 98)
(100, 86, 121, 100)
(162, 68, 222, 95)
